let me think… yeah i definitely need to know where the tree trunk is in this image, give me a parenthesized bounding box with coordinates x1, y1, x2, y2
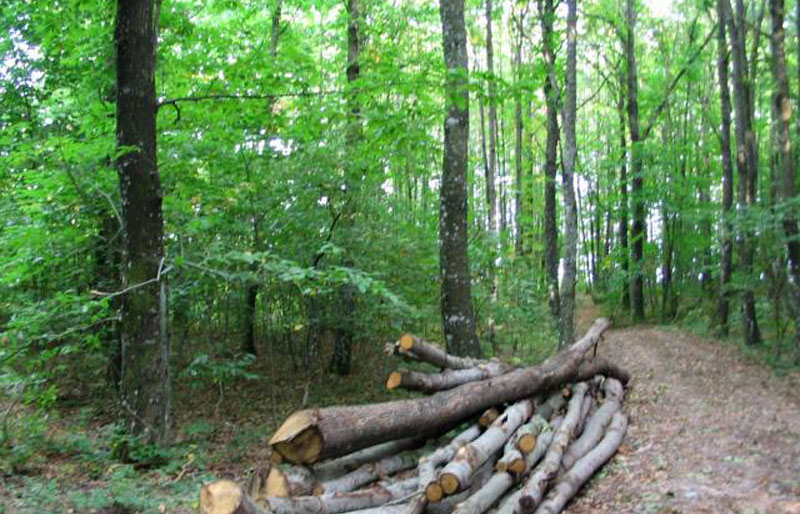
(439, 0, 482, 358)
(540, 0, 561, 324)
(625, 0, 646, 322)
(617, 82, 631, 310)
(725, 0, 762, 344)
(386, 361, 513, 394)
(485, 0, 498, 233)
(513, 7, 525, 256)
(558, 0, 579, 347)
(716, 0, 735, 337)
(768, 0, 800, 363)
(386, 333, 485, 369)
(115, 0, 171, 445)
(269, 319, 623, 464)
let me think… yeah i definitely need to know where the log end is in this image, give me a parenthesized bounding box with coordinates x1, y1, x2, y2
(265, 468, 290, 498)
(386, 371, 403, 390)
(399, 333, 415, 351)
(496, 461, 508, 472)
(439, 473, 460, 495)
(508, 458, 526, 475)
(518, 433, 536, 454)
(269, 410, 323, 464)
(479, 408, 499, 428)
(200, 480, 243, 514)
(518, 494, 536, 513)
(426, 481, 444, 502)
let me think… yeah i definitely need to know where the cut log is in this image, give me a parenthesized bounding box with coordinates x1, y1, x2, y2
(561, 377, 624, 471)
(200, 480, 268, 514)
(479, 408, 500, 428)
(533, 393, 565, 422)
(514, 415, 548, 454)
(313, 453, 417, 495)
(270, 319, 617, 464)
(266, 466, 315, 497)
(437, 399, 534, 496)
(394, 334, 485, 369)
(534, 412, 628, 514)
(311, 435, 425, 481)
(386, 361, 512, 394)
(516, 382, 589, 513)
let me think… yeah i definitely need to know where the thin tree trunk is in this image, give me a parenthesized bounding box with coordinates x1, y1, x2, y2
(768, 0, 800, 362)
(539, 0, 561, 324)
(617, 82, 630, 310)
(725, 0, 762, 344)
(717, 0, 735, 336)
(626, 0, 646, 322)
(439, 0, 481, 357)
(115, 0, 170, 445)
(558, 0, 578, 347)
(514, 7, 525, 256)
(485, 0, 498, 233)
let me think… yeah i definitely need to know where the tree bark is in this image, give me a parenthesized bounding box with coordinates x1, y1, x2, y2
(725, 0, 762, 345)
(115, 0, 170, 445)
(533, 412, 628, 514)
(517, 382, 590, 512)
(558, 0, 579, 347)
(386, 334, 486, 370)
(716, 0, 735, 337)
(625, 0, 646, 322)
(386, 361, 513, 394)
(314, 453, 417, 495)
(513, 6, 525, 256)
(485, 0, 498, 233)
(312, 435, 426, 481)
(617, 81, 631, 310)
(439, 0, 482, 358)
(768, 0, 800, 363)
(269, 319, 620, 464)
(540, 0, 561, 324)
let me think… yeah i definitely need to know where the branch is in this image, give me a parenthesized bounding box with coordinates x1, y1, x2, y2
(641, 23, 717, 141)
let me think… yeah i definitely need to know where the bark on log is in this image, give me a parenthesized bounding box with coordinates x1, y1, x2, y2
(517, 382, 589, 512)
(533, 393, 565, 422)
(561, 378, 623, 471)
(534, 412, 628, 514)
(386, 361, 512, 394)
(313, 453, 417, 495)
(312, 435, 425, 480)
(394, 334, 485, 369)
(437, 399, 534, 496)
(270, 319, 616, 464)
(266, 466, 315, 497)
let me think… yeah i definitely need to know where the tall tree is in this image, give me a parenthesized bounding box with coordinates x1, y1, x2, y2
(724, 0, 762, 344)
(115, 0, 170, 444)
(625, 0, 645, 322)
(617, 75, 631, 311)
(558, 0, 579, 347)
(512, 5, 527, 256)
(439, 0, 482, 357)
(539, 0, 561, 323)
(768, 0, 800, 362)
(716, 0, 735, 336)
(485, 0, 498, 233)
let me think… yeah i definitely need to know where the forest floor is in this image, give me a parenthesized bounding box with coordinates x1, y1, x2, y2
(2, 304, 800, 513)
(564, 305, 800, 514)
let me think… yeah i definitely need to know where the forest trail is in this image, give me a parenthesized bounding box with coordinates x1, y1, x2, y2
(566, 308, 800, 513)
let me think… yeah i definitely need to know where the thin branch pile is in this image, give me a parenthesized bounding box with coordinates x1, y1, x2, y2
(200, 318, 630, 514)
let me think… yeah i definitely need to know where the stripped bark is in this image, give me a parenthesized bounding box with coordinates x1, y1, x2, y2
(517, 382, 590, 512)
(270, 319, 615, 464)
(437, 399, 534, 495)
(534, 413, 628, 514)
(314, 453, 417, 495)
(561, 378, 623, 471)
(386, 361, 513, 393)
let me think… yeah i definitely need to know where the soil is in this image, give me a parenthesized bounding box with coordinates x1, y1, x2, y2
(563, 319, 800, 514)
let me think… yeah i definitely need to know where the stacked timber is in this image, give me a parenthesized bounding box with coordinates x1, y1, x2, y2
(200, 318, 630, 514)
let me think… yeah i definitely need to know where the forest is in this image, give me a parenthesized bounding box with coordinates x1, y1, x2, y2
(1, 0, 800, 512)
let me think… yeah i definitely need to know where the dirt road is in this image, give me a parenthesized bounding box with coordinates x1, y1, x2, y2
(566, 324, 800, 514)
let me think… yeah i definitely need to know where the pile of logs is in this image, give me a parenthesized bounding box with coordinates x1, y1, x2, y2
(200, 318, 630, 514)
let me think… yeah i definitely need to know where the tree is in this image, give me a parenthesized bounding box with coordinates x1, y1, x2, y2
(439, 0, 481, 358)
(115, 0, 170, 444)
(768, 0, 800, 362)
(558, 0, 579, 347)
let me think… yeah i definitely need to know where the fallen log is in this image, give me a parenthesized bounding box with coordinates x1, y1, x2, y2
(516, 382, 589, 513)
(266, 466, 315, 498)
(386, 361, 512, 394)
(313, 453, 417, 495)
(478, 408, 500, 428)
(270, 319, 617, 464)
(391, 334, 485, 369)
(437, 399, 534, 496)
(201, 480, 267, 514)
(312, 435, 425, 481)
(534, 412, 628, 514)
(560, 378, 623, 471)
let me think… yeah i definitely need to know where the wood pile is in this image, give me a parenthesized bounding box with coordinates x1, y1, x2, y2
(200, 318, 630, 514)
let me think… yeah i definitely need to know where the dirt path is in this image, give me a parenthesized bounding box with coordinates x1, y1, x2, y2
(564, 323, 800, 514)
